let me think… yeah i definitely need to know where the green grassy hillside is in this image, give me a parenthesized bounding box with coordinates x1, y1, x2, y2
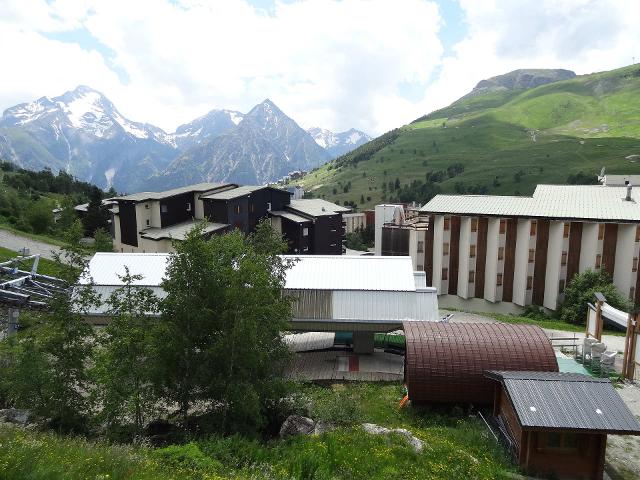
(297, 65, 640, 209)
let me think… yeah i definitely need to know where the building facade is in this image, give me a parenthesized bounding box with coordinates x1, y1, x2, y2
(111, 183, 348, 255)
(409, 185, 640, 311)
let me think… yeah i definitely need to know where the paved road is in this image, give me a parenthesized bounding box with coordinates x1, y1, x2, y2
(0, 228, 62, 261)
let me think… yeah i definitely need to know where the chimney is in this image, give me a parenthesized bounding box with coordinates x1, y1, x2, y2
(625, 180, 633, 201)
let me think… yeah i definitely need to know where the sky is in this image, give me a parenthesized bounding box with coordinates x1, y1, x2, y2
(0, 0, 638, 136)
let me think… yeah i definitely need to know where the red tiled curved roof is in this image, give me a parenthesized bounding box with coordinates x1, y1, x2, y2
(403, 322, 558, 405)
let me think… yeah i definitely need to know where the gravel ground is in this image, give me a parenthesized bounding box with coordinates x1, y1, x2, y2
(0, 229, 61, 261)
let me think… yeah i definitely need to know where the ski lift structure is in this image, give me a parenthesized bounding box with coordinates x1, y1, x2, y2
(0, 253, 67, 308)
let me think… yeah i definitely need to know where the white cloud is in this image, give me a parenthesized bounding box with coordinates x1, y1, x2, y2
(1, 0, 638, 137)
(420, 0, 640, 117)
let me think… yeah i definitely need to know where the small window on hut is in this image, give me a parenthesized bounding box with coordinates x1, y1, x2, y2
(469, 270, 475, 283)
(443, 217, 450, 231)
(161, 204, 168, 213)
(496, 273, 503, 286)
(443, 243, 450, 255)
(186, 202, 192, 212)
(540, 432, 579, 452)
(528, 249, 535, 263)
(530, 221, 537, 236)
(470, 245, 476, 258)
(417, 241, 424, 253)
(498, 246, 504, 260)
(499, 219, 506, 234)
(563, 223, 570, 238)
(471, 218, 478, 232)
(598, 224, 605, 240)
(561, 251, 567, 266)
(442, 268, 448, 281)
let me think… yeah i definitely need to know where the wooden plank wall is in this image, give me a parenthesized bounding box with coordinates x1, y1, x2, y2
(475, 218, 488, 298)
(566, 222, 583, 285)
(532, 220, 550, 306)
(602, 224, 618, 278)
(502, 218, 518, 302)
(448, 216, 460, 294)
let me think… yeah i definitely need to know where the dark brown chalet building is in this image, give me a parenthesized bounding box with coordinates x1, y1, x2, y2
(111, 183, 349, 254)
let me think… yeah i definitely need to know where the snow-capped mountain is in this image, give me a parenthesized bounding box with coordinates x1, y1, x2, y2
(0, 86, 176, 191)
(156, 99, 331, 187)
(307, 127, 372, 158)
(0, 87, 365, 191)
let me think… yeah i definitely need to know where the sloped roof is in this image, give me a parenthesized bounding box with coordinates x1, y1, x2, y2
(201, 185, 271, 200)
(486, 371, 640, 434)
(270, 210, 312, 223)
(114, 183, 232, 202)
(421, 184, 640, 222)
(288, 199, 351, 217)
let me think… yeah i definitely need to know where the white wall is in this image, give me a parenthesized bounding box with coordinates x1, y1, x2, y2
(614, 223, 636, 298)
(432, 215, 444, 292)
(484, 218, 500, 302)
(457, 216, 471, 299)
(543, 221, 564, 310)
(580, 222, 599, 272)
(512, 219, 531, 306)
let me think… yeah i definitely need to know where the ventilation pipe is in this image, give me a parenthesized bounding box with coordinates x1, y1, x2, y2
(625, 180, 633, 201)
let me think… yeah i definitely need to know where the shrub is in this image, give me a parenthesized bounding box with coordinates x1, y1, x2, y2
(560, 269, 631, 324)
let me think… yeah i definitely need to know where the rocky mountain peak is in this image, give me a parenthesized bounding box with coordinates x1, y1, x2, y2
(465, 68, 576, 99)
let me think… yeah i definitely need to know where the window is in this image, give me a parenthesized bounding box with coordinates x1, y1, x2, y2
(145, 203, 149, 209)
(146, 219, 150, 226)
(563, 223, 570, 238)
(471, 218, 478, 232)
(303, 227, 309, 237)
(443, 217, 450, 231)
(630, 287, 636, 301)
(235, 204, 241, 214)
(186, 202, 192, 212)
(161, 204, 168, 213)
(499, 219, 506, 234)
(526, 276, 533, 290)
(633, 257, 638, 273)
(636, 225, 640, 242)
(469, 270, 475, 283)
(530, 221, 537, 236)
(442, 268, 448, 281)
(496, 273, 503, 286)
(528, 248, 535, 263)
(561, 251, 567, 266)
(498, 246, 504, 260)
(598, 224, 605, 240)
(595, 254, 602, 269)
(559, 279, 565, 293)
(417, 241, 424, 253)
(417, 264, 423, 271)
(540, 432, 579, 452)
(470, 245, 476, 258)
(267, 202, 272, 211)
(443, 243, 450, 255)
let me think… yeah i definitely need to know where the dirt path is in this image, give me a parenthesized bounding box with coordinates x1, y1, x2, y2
(0, 229, 62, 261)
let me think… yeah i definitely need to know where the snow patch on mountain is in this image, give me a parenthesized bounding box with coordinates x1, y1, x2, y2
(307, 127, 371, 158)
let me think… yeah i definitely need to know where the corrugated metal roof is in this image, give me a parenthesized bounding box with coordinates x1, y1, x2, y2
(288, 199, 351, 217)
(83, 253, 421, 292)
(421, 184, 640, 222)
(201, 185, 272, 200)
(487, 371, 640, 434)
(140, 220, 227, 240)
(114, 183, 231, 202)
(270, 210, 312, 223)
(283, 255, 418, 291)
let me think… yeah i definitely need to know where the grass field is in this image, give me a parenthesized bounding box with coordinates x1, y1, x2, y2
(296, 65, 640, 210)
(0, 383, 517, 480)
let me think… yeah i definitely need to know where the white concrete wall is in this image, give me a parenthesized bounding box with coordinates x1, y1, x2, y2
(457, 216, 471, 299)
(543, 221, 564, 310)
(150, 201, 161, 228)
(512, 219, 531, 306)
(580, 222, 599, 272)
(614, 223, 636, 298)
(432, 215, 444, 293)
(484, 218, 500, 302)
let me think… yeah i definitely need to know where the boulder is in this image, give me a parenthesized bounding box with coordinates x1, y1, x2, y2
(279, 415, 315, 438)
(0, 409, 32, 426)
(362, 423, 424, 453)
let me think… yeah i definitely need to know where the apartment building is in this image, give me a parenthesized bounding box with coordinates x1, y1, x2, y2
(111, 183, 348, 255)
(417, 184, 640, 311)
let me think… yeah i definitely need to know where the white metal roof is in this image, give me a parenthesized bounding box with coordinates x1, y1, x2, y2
(140, 220, 228, 241)
(283, 255, 419, 291)
(288, 199, 351, 217)
(269, 210, 312, 223)
(421, 184, 640, 222)
(201, 185, 268, 200)
(83, 253, 422, 292)
(114, 183, 231, 202)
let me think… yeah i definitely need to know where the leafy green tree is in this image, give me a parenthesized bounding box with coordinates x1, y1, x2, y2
(152, 221, 293, 434)
(94, 227, 113, 252)
(560, 269, 631, 324)
(26, 200, 53, 234)
(55, 196, 79, 235)
(93, 267, 159, 436)
(0, 282, 97, 433)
